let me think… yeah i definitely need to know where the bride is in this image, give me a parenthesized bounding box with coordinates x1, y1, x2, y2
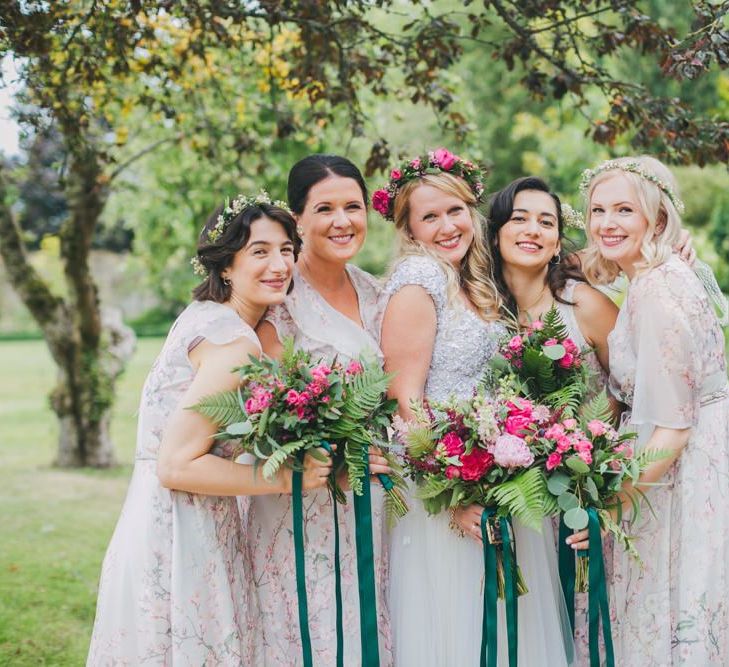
(375, 150, 574, 665)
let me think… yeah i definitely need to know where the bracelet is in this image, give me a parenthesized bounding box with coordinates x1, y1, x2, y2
(448, 506, 466, 538)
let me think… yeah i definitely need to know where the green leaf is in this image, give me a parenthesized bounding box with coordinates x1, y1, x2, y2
(557, 491, 580, 512)
(580, 390, 614, 425)
(547, 471, 571, 495)
(584, 476, 599, 501)
(563, 506, 589, 530)
(485, 467, 550, 531)
(566, 456, 590, 474)
(226, 420, 253, 436)
(541, 343, 566, 360)
(189, 390, 243, 426)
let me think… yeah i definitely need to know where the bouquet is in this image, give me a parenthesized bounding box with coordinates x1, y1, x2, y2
(491, 306, 592, 416)
(394, 384, 560, 596)
(192, 339, 408, 519)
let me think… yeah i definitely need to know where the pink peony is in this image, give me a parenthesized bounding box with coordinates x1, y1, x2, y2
(558, 353, 574, 369)
(459, 447, 495, 481)
(587, 420, 607, 437)
(546, 452, 562, 471)
(489, 434, 535, 468)
(345, 360, 364, 375)
(433, 147, 457, 170)
(507, 398, 534, 419)
(372, 189, 391, 215)
(440, 432, 465, 457)
(563, 338, 579, 355)
(445, 465, 461, 479)
(507, 335, 524, 353)
(390, 168, 402, 181)
(505, 414, 533, 436)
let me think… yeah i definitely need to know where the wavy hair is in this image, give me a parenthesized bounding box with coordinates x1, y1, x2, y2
(581, 155, 683, 285)
(390, 172, 502, 320)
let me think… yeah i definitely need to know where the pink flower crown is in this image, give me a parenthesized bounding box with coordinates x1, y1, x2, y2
(371, 148, 486, 221)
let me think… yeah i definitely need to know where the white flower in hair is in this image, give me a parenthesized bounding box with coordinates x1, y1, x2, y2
(561, 203, 585, 230)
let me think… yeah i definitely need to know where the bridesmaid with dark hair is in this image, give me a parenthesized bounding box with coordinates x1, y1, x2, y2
(247, 155, 394, 666)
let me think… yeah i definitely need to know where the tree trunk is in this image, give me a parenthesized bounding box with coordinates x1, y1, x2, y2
(0, 143, 135, 468)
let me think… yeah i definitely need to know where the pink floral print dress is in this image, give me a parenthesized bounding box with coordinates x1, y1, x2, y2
(607, 255, 729, 666)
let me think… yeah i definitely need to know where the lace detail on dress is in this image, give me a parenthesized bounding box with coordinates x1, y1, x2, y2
(383, 255, 448, 315)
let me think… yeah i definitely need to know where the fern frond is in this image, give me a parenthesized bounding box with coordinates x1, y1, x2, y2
(546, 382, 584, 416)
(522, 348, 557, 397)
(416, 476, 453, 500)
(485, 468, 549, 531)
(541, 306, 570, 341)
(189, 390, 243, 426)
(261, 440, 305, 480)
(404, 426, 437, 459)
(579, 391, 614, 424)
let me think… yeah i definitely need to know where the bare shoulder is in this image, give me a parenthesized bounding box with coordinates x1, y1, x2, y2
(572, 282, 619, 319)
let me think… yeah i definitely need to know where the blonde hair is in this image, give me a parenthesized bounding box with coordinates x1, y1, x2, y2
(390, 172, 502, 320)
(581, 155, 683, 285)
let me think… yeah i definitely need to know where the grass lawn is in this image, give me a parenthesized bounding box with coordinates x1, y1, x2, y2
(0, 338, 163, 666)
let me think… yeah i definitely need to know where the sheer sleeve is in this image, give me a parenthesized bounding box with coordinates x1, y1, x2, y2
(263, 302, 296, 343)
(187, 303, 261, 354)
(382, 255, 448, 315)
(629, 266, 704, 429)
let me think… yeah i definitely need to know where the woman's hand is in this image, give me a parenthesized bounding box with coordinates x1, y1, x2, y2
(367, 446, 392, 477)
(566, 528, 590, 551)
(453, 504, 485, 543)
(675, 228, 696, 266)
(300, 445, 335, 491)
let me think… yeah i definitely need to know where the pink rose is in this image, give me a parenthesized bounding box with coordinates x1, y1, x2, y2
(587, 420, 607, 437)
(390, 168, 402, 181)
(544, 338, 558, 346)
(556, 435, 572, 453)
(433, 147, 457, 170)
(410, 157, 421, 169)
(558, 353, 574, 369)
(440, 432, 465, 457)
(578, 450, 593, 465)
(507, 335, 524, 353)
(507, 398, 533, 419)
(285, 389, 301, 406)
(562, 418, 577, 430)
(459, 447, 495, 481)
(489, 434, 534, 469)
(546, 452, 562, 471)
(322, 396, 330, 404)
(531, 320, 544, 331)
(372, 189, 391, 215)
(445, 465, 461, 479)
(574, 439, 593, 454)
(505, 414, 532, 436)
(563, 338, 579, 355)
(311, 364, 332, 382)
(614, 444, 634, 459)
(544, 423, 565, 440)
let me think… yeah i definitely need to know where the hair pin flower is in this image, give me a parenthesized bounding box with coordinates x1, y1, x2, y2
(579, 159, 685, 214)
(372, 148, 486, 221)
(561, 203, 585, 230)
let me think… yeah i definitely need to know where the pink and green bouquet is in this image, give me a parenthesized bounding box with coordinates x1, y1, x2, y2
(491, 306, 592, 416)
(192, 339, 408, 519)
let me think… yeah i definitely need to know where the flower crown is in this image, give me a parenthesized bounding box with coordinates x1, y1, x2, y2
(561, 203, 585, 230)
(372, 148, 486, 221)
(191, 190, 291, 278)
(579, 159, 685, 214)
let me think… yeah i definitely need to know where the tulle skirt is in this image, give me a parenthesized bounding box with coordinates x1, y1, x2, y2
(388, 484, 574, 666)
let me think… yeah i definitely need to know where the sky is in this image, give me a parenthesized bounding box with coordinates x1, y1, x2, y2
(1, 56, 21, 157)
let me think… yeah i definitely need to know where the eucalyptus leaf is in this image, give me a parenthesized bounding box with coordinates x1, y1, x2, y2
(547, 471, 571, 495)
(566, 456, 590, 474)
(226, 420, 253, 436)
(541, 343, 566, 360)
(563, 506, 589, 530)
(558, 491, 580, 512)
(584, 476, 599, 501)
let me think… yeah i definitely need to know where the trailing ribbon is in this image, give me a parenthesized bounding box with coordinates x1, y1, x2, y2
(352, 447, 381, 667)
(320, 442, 344, 667)
(292, 463, 313, 667)
(558, 509, 615, 667)
(479, 508, 518, 667)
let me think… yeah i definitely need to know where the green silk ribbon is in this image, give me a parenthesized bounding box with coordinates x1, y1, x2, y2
(558, 509, 615, 667)
(292, 464, 313, 667)
(352, 447, 381, 667)
(480, 508, 518, 667)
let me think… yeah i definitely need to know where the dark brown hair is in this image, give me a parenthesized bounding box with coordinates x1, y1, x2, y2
(486, 176, 586, 319)
(192, 202, 301, 303)
(287, 154, 368, 214)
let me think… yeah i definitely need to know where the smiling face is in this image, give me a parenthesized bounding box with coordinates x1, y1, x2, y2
(297, 175, 367, 264)
(497, 190, 560, 272)
(406, 184, 474, 269)
(222, 216, 296, 307)
(589, 174, 649, 278)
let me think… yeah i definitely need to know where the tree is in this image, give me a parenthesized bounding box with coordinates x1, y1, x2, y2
(1, 0, 727, 467)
